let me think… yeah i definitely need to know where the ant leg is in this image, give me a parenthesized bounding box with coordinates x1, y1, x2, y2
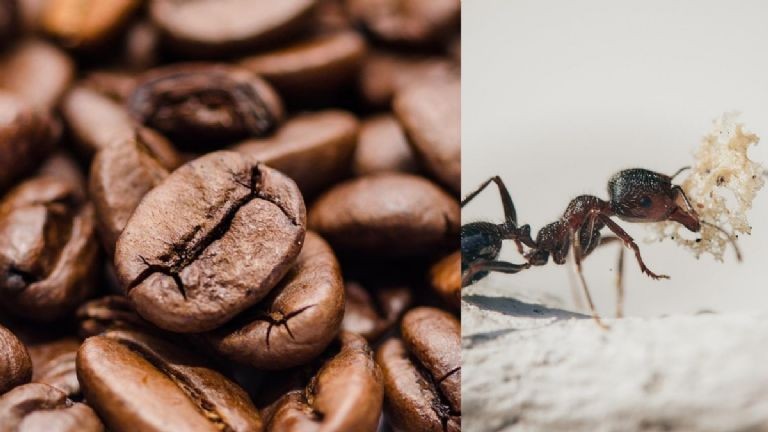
(597, 214, 670, 280)
(461, 259, 530, 287)
(598, 236, 625, 318)
(461, 176, 517, 224)
(569, 229, 608, 329)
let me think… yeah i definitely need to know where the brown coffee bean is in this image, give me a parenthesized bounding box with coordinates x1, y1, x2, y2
(0, 324, 32, 395)
(345, 0, 460, 47)
(0, 173, 98, 321)
(377, 307, 460, 432)
(89, 131, 181, 256)
(0, 92, 55, 192)
(35, 153, 87, 199)
(0, 383, 104, 432)
(263, 332, 383, 432)
(359, 50, 456, 107)
(206, 231, 344, 370)
(41, 0, 141, 49)
(122, 20, 161, 71)
(76, 295, 152, 339)
(429, 250, 460, 310)
(149, 0, 317, 58)
(77, 330, 262, 432)
(127, 63, 284, 148)
(115, 151, 306, 333)
(239, 30, 366, 102)
(342, 280, 412, 341)
(233, 110, 358, 197)
(309, 173, 459, 255)
(81, 71, 136, 101)
(60, 84, 136, 156)
(314, 0, 353, 33)
(26, 337, 79, 398)
(394, 76, 460, 193)
(0, 39, 74, 111)
(353, 114, 418, 176)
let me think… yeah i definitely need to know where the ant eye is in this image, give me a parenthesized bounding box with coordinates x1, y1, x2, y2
(639, 196, 652, 208)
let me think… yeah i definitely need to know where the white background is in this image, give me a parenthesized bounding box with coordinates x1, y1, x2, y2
(462, 0, 768, 316)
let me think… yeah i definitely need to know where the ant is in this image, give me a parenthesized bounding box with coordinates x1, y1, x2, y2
(461, 168, 740, 328)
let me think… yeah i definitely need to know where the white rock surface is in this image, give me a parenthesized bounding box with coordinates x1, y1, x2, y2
(463, 289, 768, 432)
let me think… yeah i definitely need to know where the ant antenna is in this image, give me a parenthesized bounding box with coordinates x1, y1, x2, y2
(701, 220, 742, 262)
(670, 166, 691, 181)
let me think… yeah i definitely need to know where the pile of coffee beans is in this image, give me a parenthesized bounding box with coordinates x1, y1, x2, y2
(0, 0, 460, 431)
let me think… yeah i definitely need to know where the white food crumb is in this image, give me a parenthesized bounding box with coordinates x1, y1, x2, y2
(648, 112, 764, 260)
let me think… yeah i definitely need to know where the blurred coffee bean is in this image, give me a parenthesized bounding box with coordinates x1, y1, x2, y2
(0, 170, 98, 321)
(309, 173, 459, 256)
(346, 0, 460, 47)
(115, 151, 306, 333)
(0, 383, 104, 432)
(0, 92, 55, 192)
(150, 0, 317, 58)
(353, 114, 418, 176)
(261, 332, 383, 432)
(26, 337, 79, 398)
(233, 110, 358, 197)
(377, 307, 460, 431)
(76, 295, 152, 339)
(77, 330, 262, 432)
(0, 324, 32, 395)
(239, 30, 366, 104)
(41, 0, 141, 50)
(89, 131, 181, 256)
(81, 70, 136, 101)
(127, 63, 284, 148)
(394, 76, 460, 193)
(342, 280, 412, 341)
(205, 231, 343, 369)
(0, 39, 74, 110)
(359, 50, 456, 108)
(430, 250, 460, 310)
(122, 20, 161, 70)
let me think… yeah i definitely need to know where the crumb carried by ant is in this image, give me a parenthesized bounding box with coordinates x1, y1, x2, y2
(649, 112, 764, 260)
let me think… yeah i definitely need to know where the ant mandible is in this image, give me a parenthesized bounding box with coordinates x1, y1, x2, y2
(461, 168, 739, 328)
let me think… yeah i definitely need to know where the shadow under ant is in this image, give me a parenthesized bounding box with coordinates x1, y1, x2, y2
(461, 168, 742, 329)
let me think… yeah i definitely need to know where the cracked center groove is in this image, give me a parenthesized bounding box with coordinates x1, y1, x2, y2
(258, 304, 316, 348)
(127, 165, 298, 298)
(117, 338, 233, 432)
(411, 354, 460, 432)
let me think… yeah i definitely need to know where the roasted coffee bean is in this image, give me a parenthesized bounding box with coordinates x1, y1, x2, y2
(26, 337, 79, 398)
(127, 63, 284, 147)
(41, 0, 141, 50)
(239, 30, 366, 103)
(262, 332, 383, 432)
(0, 39, 74, 111)
(76, 295, 151, 338)
(342, 280, 412, 341)
(0, 172, 98, 321)
(0, 383, 104, 432)
(377, 307, 460, 432)
(205, 231, 344, 370)
(309, 173, 459, 255)
(0, 324, 32, 395)
(149, 0, 317, 58)
(122, 20, 161, 70)
(0, 0, 19, 47)
(353, 114, 418, 176)
(0, 92, 55, 192)
(429, 250, 460, 310)
(358, 50, 456, 108)
(394, 76, 460, 194)
(233, 110, 358, 197)
(89, 131, 181, 256)
(77, 330, 263, 432)
(61, 84, 137, 156)
(346, 0, 460, 47)
(36, 153, 87, 198)
(115, 151, 306, 332)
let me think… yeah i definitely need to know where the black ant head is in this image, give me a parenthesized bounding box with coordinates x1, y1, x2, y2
(608, 168, 700, 232)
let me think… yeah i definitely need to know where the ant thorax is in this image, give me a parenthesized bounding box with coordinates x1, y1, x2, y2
(648, 112, 765, 260)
